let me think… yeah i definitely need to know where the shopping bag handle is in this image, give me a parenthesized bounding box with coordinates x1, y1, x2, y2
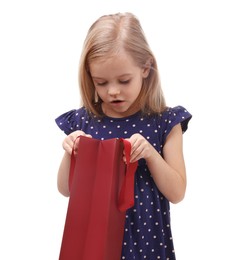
(118, 138, 138, 212)
(69, 136, 80, 191)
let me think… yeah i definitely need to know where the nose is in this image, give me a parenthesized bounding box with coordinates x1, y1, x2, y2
(107, 85, 120, 96)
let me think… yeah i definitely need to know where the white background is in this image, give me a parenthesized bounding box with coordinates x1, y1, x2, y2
(0, 0, 232, 259)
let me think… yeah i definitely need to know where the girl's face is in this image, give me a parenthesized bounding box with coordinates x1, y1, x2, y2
(90, 51, 150, 118)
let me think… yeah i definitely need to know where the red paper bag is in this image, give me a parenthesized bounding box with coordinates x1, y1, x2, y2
(59, 136, 138, 260)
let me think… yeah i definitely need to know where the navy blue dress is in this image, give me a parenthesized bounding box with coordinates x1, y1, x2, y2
(55, 106, 192, 260)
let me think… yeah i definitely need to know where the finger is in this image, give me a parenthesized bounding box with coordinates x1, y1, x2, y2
(63, 137, 74, 148)
(130, 147, 144, 162)
(130, 139, 141, 155)
(62, 141, 73, 154)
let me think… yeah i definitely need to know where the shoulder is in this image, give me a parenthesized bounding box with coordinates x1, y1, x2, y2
(55, 107, 90, 135)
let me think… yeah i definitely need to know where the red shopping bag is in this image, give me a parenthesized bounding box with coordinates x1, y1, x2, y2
(59, 136, 138, 260)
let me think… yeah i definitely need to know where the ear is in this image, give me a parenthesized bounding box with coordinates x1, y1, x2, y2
(142, 58, 153, 78)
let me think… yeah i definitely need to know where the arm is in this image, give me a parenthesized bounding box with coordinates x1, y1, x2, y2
(57, 130, 92, 197)
(57, 151, 71, 197)
(127, 124, 186, 204)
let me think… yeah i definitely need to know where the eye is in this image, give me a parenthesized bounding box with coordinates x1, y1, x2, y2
(119, 79, 130, 85)
(95, 81, 107, 86)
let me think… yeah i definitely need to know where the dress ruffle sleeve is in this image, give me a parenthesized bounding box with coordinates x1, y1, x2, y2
(160, 105, 192, 144)
(55, 109, 80, 135)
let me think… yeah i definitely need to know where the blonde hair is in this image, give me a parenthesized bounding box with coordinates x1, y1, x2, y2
(78, 12, 166, 117)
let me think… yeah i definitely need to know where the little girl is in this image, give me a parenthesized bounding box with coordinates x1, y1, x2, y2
(56, 12, 192, 260)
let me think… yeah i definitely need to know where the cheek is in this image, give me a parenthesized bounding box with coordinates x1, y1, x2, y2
(134, 81, 143, 95)
(95, 87, 105, 98)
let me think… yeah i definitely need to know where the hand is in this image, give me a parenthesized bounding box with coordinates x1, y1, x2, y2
(125, 133, 153, 163)
(62, 130, 92, 155)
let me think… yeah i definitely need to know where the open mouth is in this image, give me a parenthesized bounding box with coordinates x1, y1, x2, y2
(111, 100, 124, 106)
(112, 100, 122, 103)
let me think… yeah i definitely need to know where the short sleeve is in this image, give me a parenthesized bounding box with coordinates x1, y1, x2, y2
(55, 108, 86, 135)
(160, 106, 192, 143)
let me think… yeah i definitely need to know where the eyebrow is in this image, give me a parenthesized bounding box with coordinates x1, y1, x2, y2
(92, 73, 132, 79)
